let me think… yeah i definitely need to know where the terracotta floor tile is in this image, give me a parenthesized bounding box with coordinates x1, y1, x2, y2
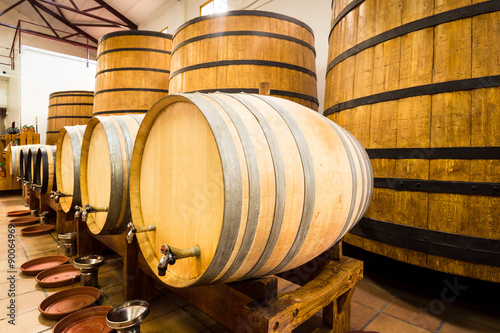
(183, 304, 218, 328)
(22, 242, 59, 256)
(364, 313, 431, 333)
(144, 294, 179, 321)
(0, 289, 47, 318)
(293, 312, 323, 332)
(203, 323, 232, 333)
(18, 234, 56, 247)
(351, 301, 379, 330)
(101, 284, 125, 306)
(0, 275, 42, 298)
(352, 283, 395, 310)
(3, 308, 57, 332)
(277, 276, 296, 292)
(140, 308, 206, 333)
(160, 288, 190, 307)
(98, 268, 124, 288)
(449, 303, 500, 330)
(383, 297, 443, 332)
(440, 314, 500, 333)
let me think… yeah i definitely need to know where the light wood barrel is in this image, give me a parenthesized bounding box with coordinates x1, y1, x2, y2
(80, 115, 144, 234)
(34, 145, 57, 194)
(325, 0, 500, 282)
(130, 93, 373, 288)
(170, 10, 319, 110)
(46, 91, 94, 145)
(94, 30, 173, 116)
(56, 126, 86, 213)
(10, 146, 24, 177)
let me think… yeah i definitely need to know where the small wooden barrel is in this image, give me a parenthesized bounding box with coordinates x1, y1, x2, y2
(18, 145, 42, 182)
(80, 115, 144, 234)
(56, 126, 86, 213)
(34, 145, 57, 194)
(130, 93, 373, 288)
(27, 147, 40, 184)
(325, 0, 500, 282)
(46, 91, 94, 145)
(170, 10, 319, 110)
(10, 146, 24, 177)
(93, 30, 173, 116)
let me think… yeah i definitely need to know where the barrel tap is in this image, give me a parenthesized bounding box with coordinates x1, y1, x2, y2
(158, 244, 201, 276)
(126, 221, 156, 244)
(50, 190, 72, 203)
(16, 177, 23, 183)
(31, 183, 42, 191)
(74, 203, 108, 222)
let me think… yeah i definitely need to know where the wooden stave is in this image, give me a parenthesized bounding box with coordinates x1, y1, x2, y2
(56, 126, 86, 213)
(93, 30, 172, 116)
(80, 115, 144, 235)
(325, 0, 500, 282)
(10, 146, 23, 177)
(129, 93, 373, 288)
(34, 145, 57, 194)
(46, 91, 94, 145)
(170, 11, 318, 111)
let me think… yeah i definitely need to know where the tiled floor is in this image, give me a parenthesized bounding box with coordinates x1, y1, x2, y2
(0, 191, 499, 333)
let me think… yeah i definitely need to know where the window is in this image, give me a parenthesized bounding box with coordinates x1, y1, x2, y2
(200, 0, 227, 16)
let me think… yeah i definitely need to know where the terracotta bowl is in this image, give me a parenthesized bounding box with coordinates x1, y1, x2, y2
(35, 264, 81, 288)
(6, 209, 31, 217)
(53, 306, 114, 333)
(20, 224, 54, 236)
(8, 216, 40, 226)
(20, 255, 69, 276)
(39, 286, 101, 320)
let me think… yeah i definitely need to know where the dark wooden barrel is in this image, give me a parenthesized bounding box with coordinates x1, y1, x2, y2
(56, 126, 86, 213)
(170, 10, 319, 110)
(325, 0, 500, 282)
(129, 93, 373, 288)
(46, 91, 94, 145)
(34, 145, 57, 194)
(80, 115, 144, 234)
(19, 145, 42, 182)
(93, 30, 173, 116)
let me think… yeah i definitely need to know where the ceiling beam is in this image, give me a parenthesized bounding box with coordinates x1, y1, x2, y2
(37, 0, 133, 28)
(93, 0, 137, 30)
(0, 0, 27, 17)
(29, 0, 98, 43)
(29, 1, 60, 38)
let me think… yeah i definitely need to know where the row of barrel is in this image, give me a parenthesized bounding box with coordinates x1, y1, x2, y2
(45, 10, 319, 145)
(16, 92, 373, 288)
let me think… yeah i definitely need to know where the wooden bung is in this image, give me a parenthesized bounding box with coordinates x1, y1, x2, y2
(129, 92, 373, 288)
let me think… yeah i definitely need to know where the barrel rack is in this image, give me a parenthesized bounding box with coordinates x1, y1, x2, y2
(75, 214, 363, 333)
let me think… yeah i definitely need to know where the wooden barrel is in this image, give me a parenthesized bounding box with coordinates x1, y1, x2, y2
(129, 93, 373, 288)
(19, 145, 42, 182)
(170, 10, 319, 110)
(46, 91, 94, 145)
(27, 147, 40, 184)
(56, 126, 86, 213)
(80, 115, 144, 234)
(93, 30, 173, 116)
(34, 145, 57, 194)
(10, 146, 24, 177)
(325, 0, 500, 282)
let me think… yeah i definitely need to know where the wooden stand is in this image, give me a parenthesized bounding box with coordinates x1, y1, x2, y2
(169, 243, 362, 333)
(28, 188, 75, 234)
(77, 218, 362, 333)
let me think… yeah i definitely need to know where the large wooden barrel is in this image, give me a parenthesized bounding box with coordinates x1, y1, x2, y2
(46, 91, 94, 145)
(170, 11, 319, 110)
(129, 93, 373, 288)
(80, 115, 144, 234)
(56, 126, 86, 213)
(34, 145, 57, 194)
(325, 0, 500, 282)
(93, 31, 173, 116)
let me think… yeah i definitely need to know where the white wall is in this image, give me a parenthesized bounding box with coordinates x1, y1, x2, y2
(15, 46, 96, 143)
(140, 0, 331, 113)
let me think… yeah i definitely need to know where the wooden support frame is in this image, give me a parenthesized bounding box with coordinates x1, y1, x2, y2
(75, 216, 362, 332)
(28, 188, 74, 234)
